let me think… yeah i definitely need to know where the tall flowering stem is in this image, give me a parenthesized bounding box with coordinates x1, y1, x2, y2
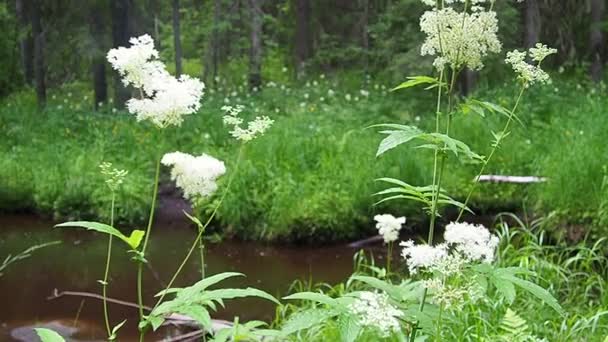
(137, 153, 161, 339)
(147, 145, 244, 320)
(455, 85, 526, 222)
(101, 193, 115, 337)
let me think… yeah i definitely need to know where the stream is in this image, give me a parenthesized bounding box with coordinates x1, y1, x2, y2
(0, 214, 391, 341)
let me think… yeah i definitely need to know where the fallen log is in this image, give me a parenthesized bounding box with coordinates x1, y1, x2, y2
(476, 175, 547, 184)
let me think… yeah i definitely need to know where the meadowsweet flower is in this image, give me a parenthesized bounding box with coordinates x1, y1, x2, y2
(107, 34, 205, 128)
(444, 222, 499, 262)
(161, 152, 226, 200)
(400, 240, 448, 274)
(107, 35, 160, 90)
(348, 291, 403, 337)
(126, 75, 205, 127)
(374, 214, 406, 243)
(420, 7, 501, 71)
(99, 162, 128, 191)
(505, 44, 556, 86)
(222, 105, 273, 142)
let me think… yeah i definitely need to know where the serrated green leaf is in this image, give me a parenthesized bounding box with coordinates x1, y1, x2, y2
(374, 125, 423, 156)
(281, 308, 339, 335)
(392, 76, 440, 91)
(176, 305, 212, 330)
(283, 291, 338, 307)
(206, 288, 279, 304)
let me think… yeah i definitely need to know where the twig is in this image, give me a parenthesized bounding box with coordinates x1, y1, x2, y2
(48, 289, 152, 311)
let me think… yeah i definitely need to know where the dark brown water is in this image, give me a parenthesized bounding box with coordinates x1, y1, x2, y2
(0, 214, 390, 341)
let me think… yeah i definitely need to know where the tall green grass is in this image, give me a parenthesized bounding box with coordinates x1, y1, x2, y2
(1, 77, 607, 241)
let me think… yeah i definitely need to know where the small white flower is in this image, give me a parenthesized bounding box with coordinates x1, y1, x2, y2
(161, 152, 226, 200)
(348, 291, 403, 337)
(99, 162, 128, 191)
(505, 44, 556, 86)
(222, 105, 273, 142)
(374, 214, 406, 243)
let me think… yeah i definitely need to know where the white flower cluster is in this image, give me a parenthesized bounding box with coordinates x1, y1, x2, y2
(400, 222, 499, 274)
(400, 240, 449, 274)
(107, 34, 205, 128)
(221, 105, 274, 142)
(348, 291, 403, 337)
(99, 162, 128, 192)
(420, 7, 501, 71)
(506, 43, 557, 86)
(423, 277, 484, 310)
(444, 222, 499, 262)
(161, 152, 226, 200)
(373, 214, 406, 243)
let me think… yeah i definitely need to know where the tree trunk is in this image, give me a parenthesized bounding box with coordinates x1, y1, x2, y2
(15, 0, 33, 85)
(90, 1, 108, 109)
(589, 0, 604, 83)
(31, 0, 45, 109)
(458, 68, 477, 97)
(294, 0, 312, 78)
(524, 0, 540, 49)
(361, 0, 369, 70)
(172, 0, 182, 76)
(203, 0, 221, 84)
(248, 0, 263, 89)
(111, 0, 131, 108)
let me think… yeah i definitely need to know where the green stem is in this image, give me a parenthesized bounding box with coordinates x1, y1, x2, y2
(199, 229, 206, 279)
(436, 303, 444, 340)
(386, 241, 393, 275)
(137, 154, 162, 340)
(102, 193, 116, 338)
(456, 86, 526, 222)
(150, 145, 245, 313)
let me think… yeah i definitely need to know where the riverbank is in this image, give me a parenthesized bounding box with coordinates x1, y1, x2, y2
(2, 77, 607, 242)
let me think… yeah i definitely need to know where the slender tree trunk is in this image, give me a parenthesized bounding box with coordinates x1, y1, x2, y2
(524, 0, 540, 49)
(361, 0, 369, 70)
(90, 1, 108, 109)
(590, 0, 604, 83)
(294, 0, 312, 78)
(111, 0, 131, 108)
(31, 0, 45, 109)
(204, 0, 221, 84)
(458, 68, 477, 97)
(16, 0, 33, 85)
(248, 0, 263, 89)
(172, 0, 182, 76)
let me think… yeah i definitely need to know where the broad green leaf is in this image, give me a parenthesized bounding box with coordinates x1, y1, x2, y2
(339, 314, 361, 342)
(281, 308, 339, 335)
(491, 276, 516, 304)
(175, 305, 212, 330)
(156, 272, 244, 297)
(54, 221, 144, 249)
(34, 328, 66, 342)
(374, 125, 423, 156)
(283, 291, 338, 307)
(498, 273, 565, 316)
(392, 76, 441, 91)
(205, 288, 280, 304)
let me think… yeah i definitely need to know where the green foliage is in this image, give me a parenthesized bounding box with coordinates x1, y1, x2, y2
(54, 221, 144, 250)
(145, 272, 278, 332)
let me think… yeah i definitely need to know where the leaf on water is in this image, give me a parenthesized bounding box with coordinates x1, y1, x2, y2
(34, 328, 66, 342)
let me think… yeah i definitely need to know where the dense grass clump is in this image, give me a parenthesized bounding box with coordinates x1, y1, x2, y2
(1, 77, 607, 241)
